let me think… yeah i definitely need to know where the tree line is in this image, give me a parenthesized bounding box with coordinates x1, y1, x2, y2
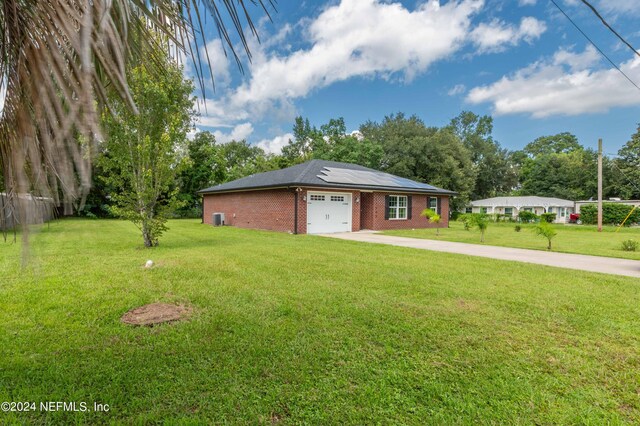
(84, 108, 640, 222)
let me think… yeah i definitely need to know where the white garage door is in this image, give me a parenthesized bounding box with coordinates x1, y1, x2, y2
(307, 192, 352, 234)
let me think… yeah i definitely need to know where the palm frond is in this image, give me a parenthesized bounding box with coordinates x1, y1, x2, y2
(0, 0, 272, 240)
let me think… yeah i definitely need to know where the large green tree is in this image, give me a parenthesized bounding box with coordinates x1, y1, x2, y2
(614, 125, 640, 199)
(281, 116, 383, 169)
(514, 133, 604, 200)
(177, 131, 225, 217)
(221, 141, 278, 182)
(281, 117, 319, 165)
(312, 117, 383, 168)
(517, 149, 597, 200)
(100, 60, 194, 247)
(361, 113, 475, 210)
(447, 111, 517, 199)
(523, 132, 582, 157)
(361, 113, 435, 177)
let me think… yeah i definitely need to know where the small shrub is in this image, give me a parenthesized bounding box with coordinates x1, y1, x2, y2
(540, 213, 556, 223)
(458, 214, 472, 230)
(459, 213, 489, 242)
(518, 210, 538, 223)
(621, 239, 638, 252)
(514, 225, 521, 232)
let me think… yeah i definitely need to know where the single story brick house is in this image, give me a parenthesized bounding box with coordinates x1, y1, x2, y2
(198, 160, 455, 234)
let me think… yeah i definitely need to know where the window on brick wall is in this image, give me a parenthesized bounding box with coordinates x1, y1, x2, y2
(388, 195, 408, 219)
(428, 197, 438, 211)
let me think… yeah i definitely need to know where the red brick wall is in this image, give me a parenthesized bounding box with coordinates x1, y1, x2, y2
(360, 192, 374, 229)
(367, 192, 449, 230)
(203, 189, 296, 233)
(203, 187, 449, 233)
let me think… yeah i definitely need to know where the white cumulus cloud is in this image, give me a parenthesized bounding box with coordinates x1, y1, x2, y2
(448, 84, 467, 96)
(213, 122, 254, 144)
(256, 133, 295, 154)
(201, 40, 232, 89)
(470, 16, 546, 53)
(466, 45, 640, 117)
(199, 0, 484, 129)
(597, 0, 639, 16)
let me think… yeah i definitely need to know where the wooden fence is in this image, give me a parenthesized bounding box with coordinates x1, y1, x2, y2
(0, 193, 55, 230)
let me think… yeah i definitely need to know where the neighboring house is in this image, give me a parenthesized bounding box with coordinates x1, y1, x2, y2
(466, 196, 575, 223)
(575, 199, 640, 214)
(198, 160, 455, 234)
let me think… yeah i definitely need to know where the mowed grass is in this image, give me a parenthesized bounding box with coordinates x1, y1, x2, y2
(1, 219, 640, 424)
(384, 220, 640, 260)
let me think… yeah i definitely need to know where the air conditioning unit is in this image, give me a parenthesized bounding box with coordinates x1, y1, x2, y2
(213, 212, 225, 226)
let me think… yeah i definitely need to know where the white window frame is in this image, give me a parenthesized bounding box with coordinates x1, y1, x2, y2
(388, 195, 408, 220)
(504, 207, 514, 216)
(429, 197, 438, 211)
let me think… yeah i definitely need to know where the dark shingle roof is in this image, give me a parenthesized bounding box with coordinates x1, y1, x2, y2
(198, 159, 456, 195)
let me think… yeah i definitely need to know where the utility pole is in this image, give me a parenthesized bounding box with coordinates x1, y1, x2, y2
(597, 138, 603, 232)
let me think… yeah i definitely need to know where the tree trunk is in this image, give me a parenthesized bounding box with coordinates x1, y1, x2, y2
(480, 231, 485, 243)
(547, 240, 552, 250)
(141, 220, 154, 247)
(142, 230, 153, 247)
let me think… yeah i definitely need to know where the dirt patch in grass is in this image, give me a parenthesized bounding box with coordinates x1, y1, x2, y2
(121, 303, 191, 326)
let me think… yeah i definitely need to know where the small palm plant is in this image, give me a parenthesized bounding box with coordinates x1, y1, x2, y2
(472, 214, 489, 243)
(421, 208, 442, 235)
(534, 221, 557, 250)
(459, 213, 489, 242)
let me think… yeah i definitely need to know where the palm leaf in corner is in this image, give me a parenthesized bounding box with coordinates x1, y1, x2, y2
(0, 0, 273, 237)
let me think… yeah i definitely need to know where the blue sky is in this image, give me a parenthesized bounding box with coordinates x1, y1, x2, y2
(189, 0, 640, 155)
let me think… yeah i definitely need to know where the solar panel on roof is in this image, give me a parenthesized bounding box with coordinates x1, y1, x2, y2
(317, 167, 436, 190)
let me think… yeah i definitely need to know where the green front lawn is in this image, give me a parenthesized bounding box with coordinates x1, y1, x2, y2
(383, 220, 640, 260)
(1, 219, 640, 423)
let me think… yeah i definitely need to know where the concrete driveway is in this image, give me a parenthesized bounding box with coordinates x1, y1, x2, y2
(321, 232, 640, 278)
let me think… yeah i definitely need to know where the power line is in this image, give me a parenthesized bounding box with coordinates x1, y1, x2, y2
(578, 0, 640, 59)
(602, 151, 640, 195)
(610, 161, 640, 195)
(549, 0, 640, 91)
